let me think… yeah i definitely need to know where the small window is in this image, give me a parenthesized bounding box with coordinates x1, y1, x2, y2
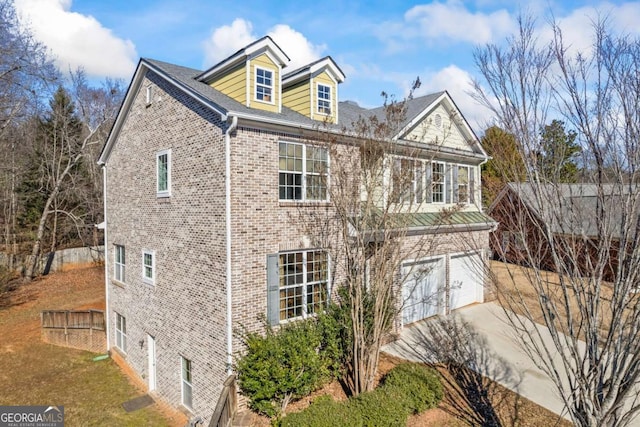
(115, 312, 127, 353)
(142, 250, 155, 285)
(114, 245, 125, 283)
(146, 85, 153, 105)
(434, 113, 442, 128)
(181, 356, 193, 409)
(255, 67, 273, 103)
(156, 149, 171, 198)
(317, 84, 331, 115)
(279, 142, 328, 201)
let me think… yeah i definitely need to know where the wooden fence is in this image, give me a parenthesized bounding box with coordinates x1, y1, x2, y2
(41, 310, 105, 330)
(209, 374, 237, 427)
(41, 310, 106, 352)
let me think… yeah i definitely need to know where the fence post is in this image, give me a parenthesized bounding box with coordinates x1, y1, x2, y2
(65, 310, 69, 346)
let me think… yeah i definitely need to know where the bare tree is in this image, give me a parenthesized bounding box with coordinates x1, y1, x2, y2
(0, 0, 57, 261)
(473, 15, 640, 427)
(24, 73, 123, 279)
(297, 88, 472, 396)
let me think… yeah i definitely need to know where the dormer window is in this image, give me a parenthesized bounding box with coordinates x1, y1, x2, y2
(317, 84, 331, 115)
(256, 67, 273, 103)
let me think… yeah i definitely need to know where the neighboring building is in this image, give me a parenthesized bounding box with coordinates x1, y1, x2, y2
(98, 36, 496, 423)
(488, 182, 628, 280)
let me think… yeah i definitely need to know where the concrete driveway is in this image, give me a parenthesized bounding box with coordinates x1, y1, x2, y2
(382, 302, 571, 421)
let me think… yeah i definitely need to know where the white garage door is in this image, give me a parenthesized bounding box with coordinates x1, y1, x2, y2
(402, 258, 444, 325)
(449, 253, 483, 311)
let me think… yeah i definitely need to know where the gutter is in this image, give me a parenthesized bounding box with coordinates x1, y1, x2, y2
(224, 115, 238, 375)
(102, 165, 110, 350)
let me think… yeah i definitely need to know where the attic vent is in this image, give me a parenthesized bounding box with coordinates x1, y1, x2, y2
(434, 113, 442, 128)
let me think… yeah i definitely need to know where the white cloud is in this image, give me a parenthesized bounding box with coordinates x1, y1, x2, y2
(404, 0, 516, 45)
(415, 65, 494, 132)
(14, 0, 137, 79)
(202, 19, 326, 71)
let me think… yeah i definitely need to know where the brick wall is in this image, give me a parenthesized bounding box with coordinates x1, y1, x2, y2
(106, 70, 228, 423)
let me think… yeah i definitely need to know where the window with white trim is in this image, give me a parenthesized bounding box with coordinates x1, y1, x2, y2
(317, 84, 331, 115)
(115, 312, 127, 353)
(142, 250, 155, 285)
(156, 149, 171, 197)
(114, 245, 125, 283)
(431, 162, 445, 203)
(391, 158, 416, 204)
(279, 250, 328, 321)
(279, 142, 328, 201)
(255, 67, 273, 103)
(146, 85, 153, 105)
(181, 356, 193, 409)
(457, 165, 471, 203)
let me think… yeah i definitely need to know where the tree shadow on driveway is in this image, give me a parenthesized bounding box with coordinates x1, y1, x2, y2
(384, 315, 525, 426)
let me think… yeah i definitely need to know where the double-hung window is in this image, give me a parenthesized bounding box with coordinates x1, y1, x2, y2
(181, 356, 193, 409)
(279, 250, 328, 321)
(115, 312, 127, 353)
(142, 250, 155, 285)
(156, 149, 171, 197)
(457, 165, 471, 203)
(114, 245, 125, 283)
(317, 84, 331, 115)
(431, 162, 445, 203)
(255, 67, 273, 102)
(391, 158, 416, 204)
(279, 142, 328, 201)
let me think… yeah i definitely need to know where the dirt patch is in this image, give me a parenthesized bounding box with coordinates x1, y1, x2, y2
(0, 266, 185, 426)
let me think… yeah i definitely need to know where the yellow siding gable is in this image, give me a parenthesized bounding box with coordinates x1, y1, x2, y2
(210, 63, 246, 105)
(282, 80, 311, 117)
(312, 71, 336, 123)
(248, 53, 280, 113)
(406, 104, 473, 152)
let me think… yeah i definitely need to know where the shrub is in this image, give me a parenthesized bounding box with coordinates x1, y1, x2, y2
(235, 318, 338, 418)
(279, 395, 362, 427)
(382, 362, 443, 413)
(277, 362, 444, 426)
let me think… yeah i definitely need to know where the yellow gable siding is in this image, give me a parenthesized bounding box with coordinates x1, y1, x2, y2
(249, 53, 279, 113)
(210, 63, 246, 104)
(283, 80, 311, 117)
(406, 104, 472, 152)
(314, 71, 336, 123)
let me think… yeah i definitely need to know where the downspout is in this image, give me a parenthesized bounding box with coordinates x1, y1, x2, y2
(102, 164, 111, 350)
(224, 115, 238, 375)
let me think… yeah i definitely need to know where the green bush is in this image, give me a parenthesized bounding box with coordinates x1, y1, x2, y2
(279, 395, 362, 427)
(235, 318, 339, 418)
(382, 362, 444, 413)
(277, 363, 443, 426)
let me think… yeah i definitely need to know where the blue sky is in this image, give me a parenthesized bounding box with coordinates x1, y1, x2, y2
(13, 0, 640, 133)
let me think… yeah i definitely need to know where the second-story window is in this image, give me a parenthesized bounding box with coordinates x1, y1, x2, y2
(431, 162, 445, 203)
(256, 67, 273, 102)
(114, 245, 125, 283)
(279, 142, 328, 201)
(317, 84, 331, 115)
(156, 149, 171, 198)
(456, 165, 473, 204)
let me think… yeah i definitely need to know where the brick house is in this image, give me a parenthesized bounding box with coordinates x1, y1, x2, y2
(98, 36, 496, 423)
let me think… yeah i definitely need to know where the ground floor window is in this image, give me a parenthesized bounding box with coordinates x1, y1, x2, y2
(115, 312, 127, 353)
(181, 356, 193, 409)
(279, 250, 329, 321)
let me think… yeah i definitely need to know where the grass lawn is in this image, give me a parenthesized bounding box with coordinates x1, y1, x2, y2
(0, 266, 183, 426)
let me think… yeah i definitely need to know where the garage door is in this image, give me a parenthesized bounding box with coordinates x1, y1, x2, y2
(449, 253, 483, 311)
(402, 258, 444, 325)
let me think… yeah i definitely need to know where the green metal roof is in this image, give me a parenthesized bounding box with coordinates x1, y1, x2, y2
(397, 211, 496, 229)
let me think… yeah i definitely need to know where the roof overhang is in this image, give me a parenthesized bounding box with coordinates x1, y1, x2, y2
(196, 36, 290, 83)
(98, 59, 228, 165)
(283, 56, 346, 87)
(394, 91, 488, 160)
